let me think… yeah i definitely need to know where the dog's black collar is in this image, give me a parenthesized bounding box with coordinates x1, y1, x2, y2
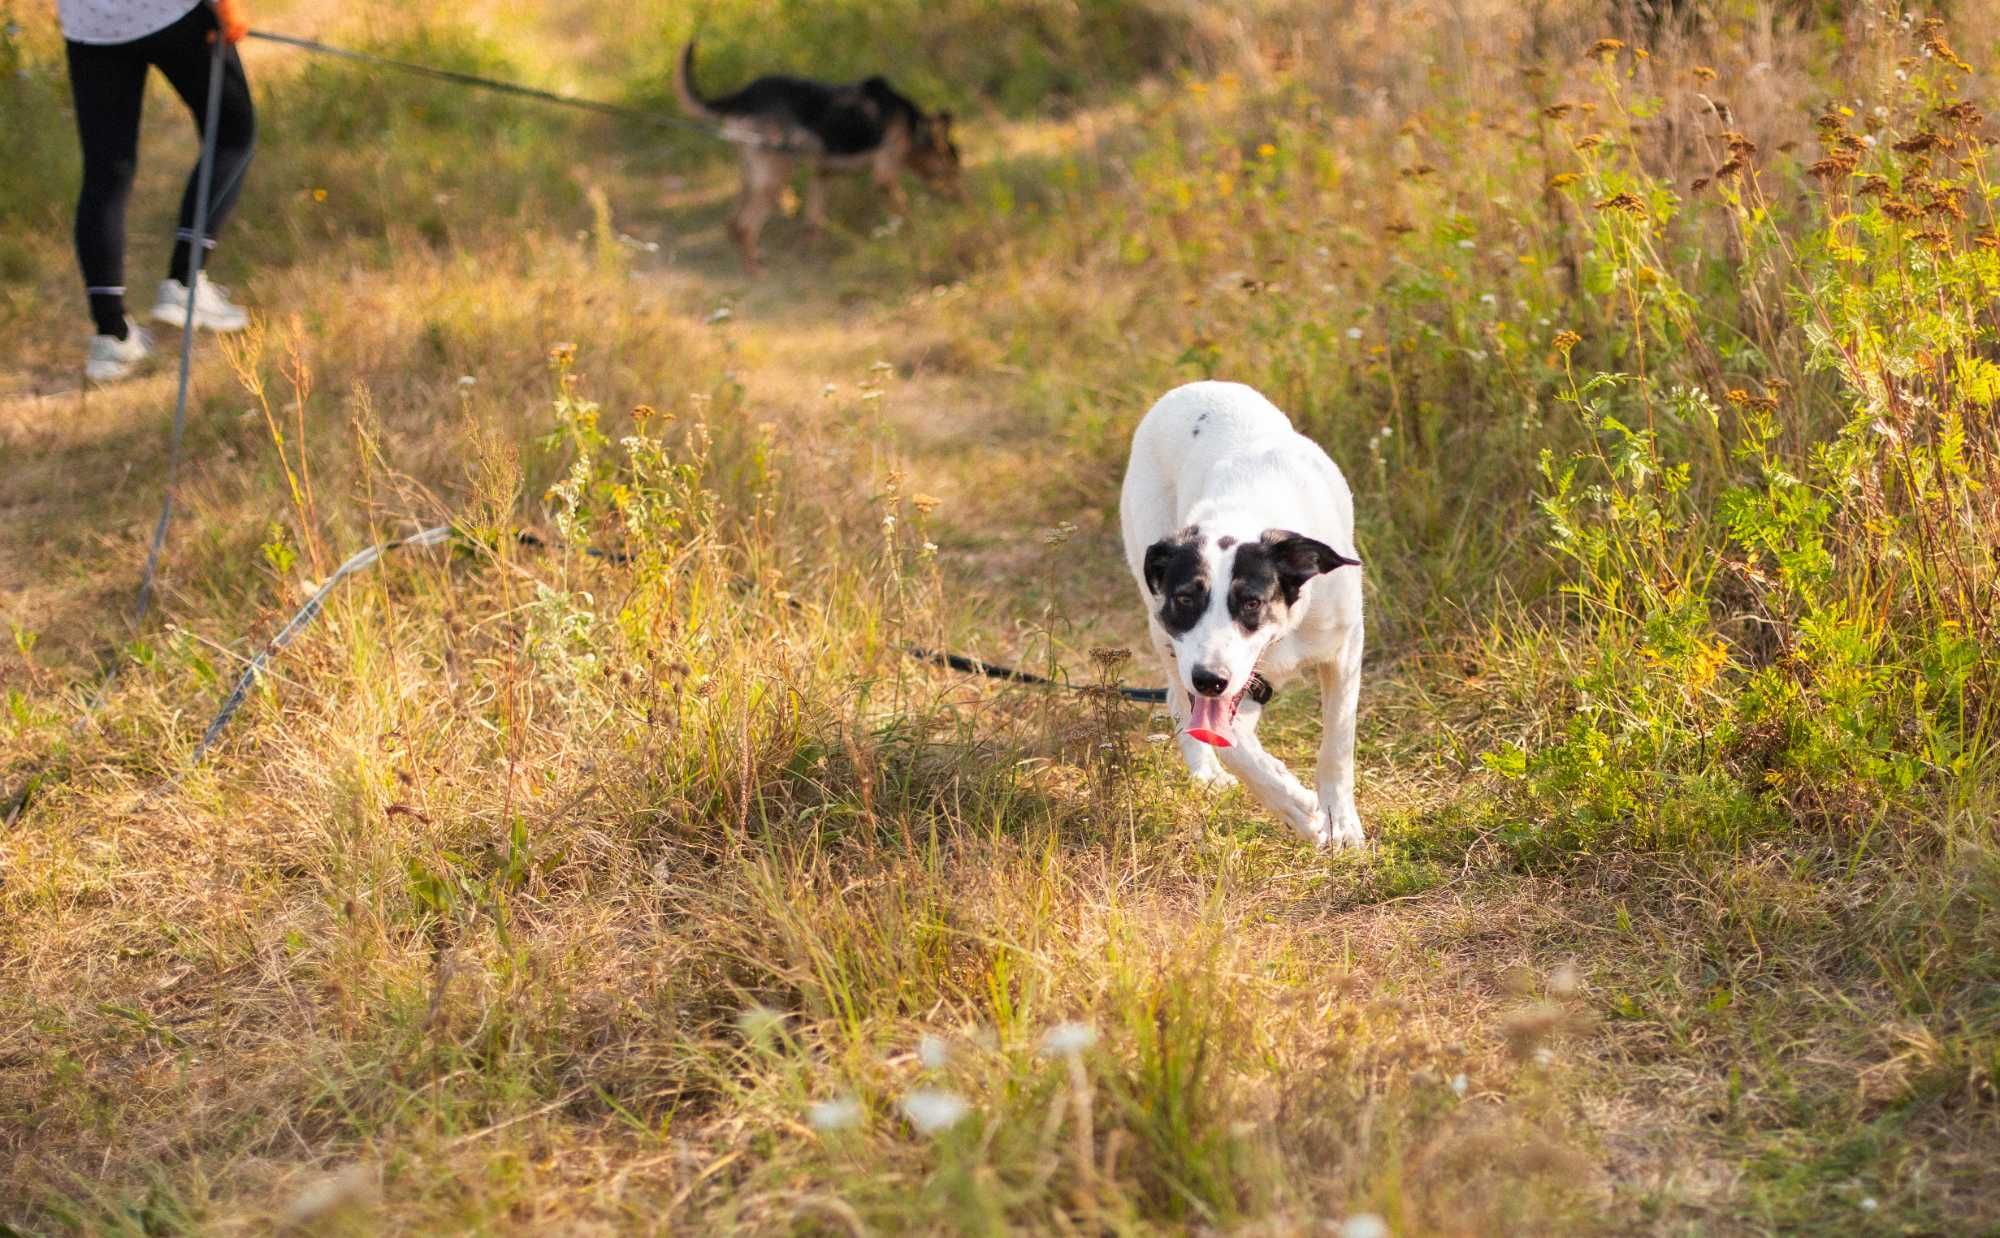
(1246, 672, 1273, 705)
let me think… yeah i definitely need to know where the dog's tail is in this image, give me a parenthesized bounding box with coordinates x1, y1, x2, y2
(675, 39, 723, 122)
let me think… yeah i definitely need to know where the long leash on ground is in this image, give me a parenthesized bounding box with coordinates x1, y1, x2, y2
(244, 29, 806, 150)
(134, 34, 226, 625)
(906, 647, 1167, 702)
(2, 42, 222, 826)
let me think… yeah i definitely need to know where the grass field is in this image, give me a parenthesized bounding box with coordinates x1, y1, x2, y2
(3, 0, 1998, 1231)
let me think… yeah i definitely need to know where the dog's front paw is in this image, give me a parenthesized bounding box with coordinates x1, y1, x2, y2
(1178, 738, 1237, 790)
(1188, 762, 1238, 792)
(1315, 803, 1366, 850)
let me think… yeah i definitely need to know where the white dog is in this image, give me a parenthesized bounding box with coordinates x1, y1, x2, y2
(1119, 381, 1366, 847)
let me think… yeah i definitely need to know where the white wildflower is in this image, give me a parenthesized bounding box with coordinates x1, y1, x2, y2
(1339, 1214, 1391, 1238)
(1457, 238, 1476, 250)
(900, 1088, 970, 1135)
(1346, 326, 1364, 340)
(707, 305, 733, 324)
(456, 374, 476, 388)
(918, 1033, 949, 1070)
(1039, 1022, 1098, 1057)
(1860, 1198, 1879, 1213)
(1480, 292, 1498, 306)
(1549, 963, 1580, 998)
(808, 1097, 863, 1132)
(1450, 1073, 1468, 1098)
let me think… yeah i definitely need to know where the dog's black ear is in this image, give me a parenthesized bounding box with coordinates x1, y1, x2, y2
(1143, 539, 1179, 595)
(936, 109, 955, 130)
(1260, 529, 1358, 600)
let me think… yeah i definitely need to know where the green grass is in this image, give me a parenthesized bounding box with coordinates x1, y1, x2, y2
(3, 0, 1999, 1232)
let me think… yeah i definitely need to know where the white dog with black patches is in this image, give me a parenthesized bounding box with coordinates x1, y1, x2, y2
(1119, 381, 1366, 848)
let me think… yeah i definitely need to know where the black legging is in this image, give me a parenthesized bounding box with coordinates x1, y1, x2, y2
(67, 2, 255, 337)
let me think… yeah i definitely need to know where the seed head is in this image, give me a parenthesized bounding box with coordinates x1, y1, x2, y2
(808, 1097, 863, 1132)
(1039, 1021, 1100, 1057)
(899, 1089, 971, 1135)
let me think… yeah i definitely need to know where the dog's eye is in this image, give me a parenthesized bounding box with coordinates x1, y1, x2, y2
(1237, 595, 1261, 614)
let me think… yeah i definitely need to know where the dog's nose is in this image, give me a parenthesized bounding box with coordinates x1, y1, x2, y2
(1190, 667, 1229, 698)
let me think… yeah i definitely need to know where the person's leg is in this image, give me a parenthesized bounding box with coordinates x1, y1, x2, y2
(67, 38, 150, 338)
(143, 4, 256, 283)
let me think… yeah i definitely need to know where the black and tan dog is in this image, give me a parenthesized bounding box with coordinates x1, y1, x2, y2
(675, 40, 962, 272)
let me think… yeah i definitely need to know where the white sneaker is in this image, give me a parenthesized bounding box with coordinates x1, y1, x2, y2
(84, 318, 152, 383)
(151, 275, 249, 332)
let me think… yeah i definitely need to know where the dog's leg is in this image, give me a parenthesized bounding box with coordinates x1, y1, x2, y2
(1214, 699, 1326, 845)
(872, 152, 910, 217)
(730, 150, 788, 274)
(1313, 625, 1366, 848)
(803, 168, 829, 238)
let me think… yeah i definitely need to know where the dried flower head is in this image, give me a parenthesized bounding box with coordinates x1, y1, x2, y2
(910, 492, 942, 515)
(1808, 153, 1859, 179)
(1691, 65, 1717, 82)
(917, 1033, 950, 1070)
(1501, 1003, 1569, 1058)
(1920, 18, 1972, 72)
(899, 1089, 971, 1135)
(1937, 100, 1984, 129)
(1588, 37, 1626, 59)
(1593, 191, 1646, 215)
(808, 1097, 863, 1132)
(1552, 329, 1582, 354)
(1039, 1021, 1099, 1057)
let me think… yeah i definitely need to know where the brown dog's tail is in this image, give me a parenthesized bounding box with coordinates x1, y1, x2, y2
(675, 40, 722, 122)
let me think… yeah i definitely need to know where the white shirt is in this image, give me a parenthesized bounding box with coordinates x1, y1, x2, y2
(59, 0, 203, 45)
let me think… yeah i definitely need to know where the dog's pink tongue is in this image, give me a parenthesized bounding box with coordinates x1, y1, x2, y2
(1186, 695, 1233, 748)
